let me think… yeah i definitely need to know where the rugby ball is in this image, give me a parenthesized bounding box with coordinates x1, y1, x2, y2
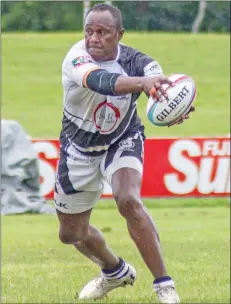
(146, 74, 196, 126)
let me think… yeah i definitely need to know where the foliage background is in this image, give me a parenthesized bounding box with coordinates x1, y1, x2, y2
(1, 1, 230, 32)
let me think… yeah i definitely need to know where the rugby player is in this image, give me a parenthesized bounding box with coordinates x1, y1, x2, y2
(54, 3, 194, 303)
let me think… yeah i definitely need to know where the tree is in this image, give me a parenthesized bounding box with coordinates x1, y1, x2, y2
(192, 0, 207, 33)
(1, 1, 230, 33)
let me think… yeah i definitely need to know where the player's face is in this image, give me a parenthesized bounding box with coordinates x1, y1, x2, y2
(84, 11, 124, 61)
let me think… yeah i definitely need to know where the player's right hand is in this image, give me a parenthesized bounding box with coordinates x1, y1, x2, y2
(168, 104, 195, 127)
(143, 75, 173, 101)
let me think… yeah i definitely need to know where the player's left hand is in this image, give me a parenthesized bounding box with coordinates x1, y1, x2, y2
(168, 105, 195, 127)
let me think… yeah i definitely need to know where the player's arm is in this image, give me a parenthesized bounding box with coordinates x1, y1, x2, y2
(131, 51, 166, 98)
(68, 52, 171, 100)
(83, 68, 172, 100)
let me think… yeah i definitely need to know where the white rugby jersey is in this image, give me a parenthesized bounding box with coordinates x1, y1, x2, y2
(60, 39, 163, 156)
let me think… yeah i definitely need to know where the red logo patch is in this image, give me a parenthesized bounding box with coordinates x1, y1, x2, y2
(93, 101, 120, 134)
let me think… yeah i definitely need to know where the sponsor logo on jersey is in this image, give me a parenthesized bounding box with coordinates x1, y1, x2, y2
(144, 61, 163, 76)
(119, 139, 135, 151)
(54, 199, 68, 209)
(71, 56, 92, 68)
(150, 64, 159, 71)
(117, 95, 130, 101)
(93, 101, 120, 134)
(149, 63, 162, 75)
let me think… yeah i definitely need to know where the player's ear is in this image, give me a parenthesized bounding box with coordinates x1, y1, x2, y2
(118, 28, 125, 41)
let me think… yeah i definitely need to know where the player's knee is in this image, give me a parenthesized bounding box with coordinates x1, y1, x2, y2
(115, 192, 143, 219)
(59, 226, 89, 244)
(59, 231, 75, 244)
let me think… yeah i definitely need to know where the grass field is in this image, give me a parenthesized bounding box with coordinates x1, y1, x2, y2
(2, 32, 230, 137)
(2, 32, 230, 303)
(2, 205, 230, 304)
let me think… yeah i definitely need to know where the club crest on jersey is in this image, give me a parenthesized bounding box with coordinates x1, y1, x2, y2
(71, 56, 92, 68)
(93, 101, 120, 134)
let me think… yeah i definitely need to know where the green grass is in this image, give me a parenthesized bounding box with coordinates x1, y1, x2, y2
(2, 33, 230, 303)
(99, 197, 230, 210)
(2, 32, 230, 137)
(2, 205, 230, 303)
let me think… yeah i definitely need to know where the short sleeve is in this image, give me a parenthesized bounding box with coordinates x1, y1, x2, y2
(143, 60, 164, 77)
(63, 52, 100, 86)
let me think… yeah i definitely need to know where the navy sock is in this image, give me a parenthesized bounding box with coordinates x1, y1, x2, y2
(102, 257, 124, 274)
(154, 276, 172, 284)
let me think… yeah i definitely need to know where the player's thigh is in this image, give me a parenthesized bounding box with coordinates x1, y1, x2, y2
(54, 150, 103, 214)
(111, 167, 142, 200)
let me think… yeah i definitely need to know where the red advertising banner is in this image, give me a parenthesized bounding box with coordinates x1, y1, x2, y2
(32, 137, 230, 199)
(142, 137, 230, 197)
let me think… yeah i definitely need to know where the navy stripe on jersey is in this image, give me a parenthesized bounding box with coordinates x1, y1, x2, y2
(57, 151, 83, 195)
(64, 107, 92, 123)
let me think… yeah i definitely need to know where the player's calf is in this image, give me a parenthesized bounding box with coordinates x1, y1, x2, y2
(115, 191, 160, 239)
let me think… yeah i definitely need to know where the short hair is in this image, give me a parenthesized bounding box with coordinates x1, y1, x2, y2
(85, 3, 123, 30)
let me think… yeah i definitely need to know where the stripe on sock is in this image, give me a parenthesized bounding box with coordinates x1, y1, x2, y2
(154, 276, 172, 285)
(104, 262, 126, 278)
(105, 264, 129, 281)
(153, 277, 175, 292)
(102, 257, 124, 276)
(116, 266, 129, 280)
(102, 259, 130, 280)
